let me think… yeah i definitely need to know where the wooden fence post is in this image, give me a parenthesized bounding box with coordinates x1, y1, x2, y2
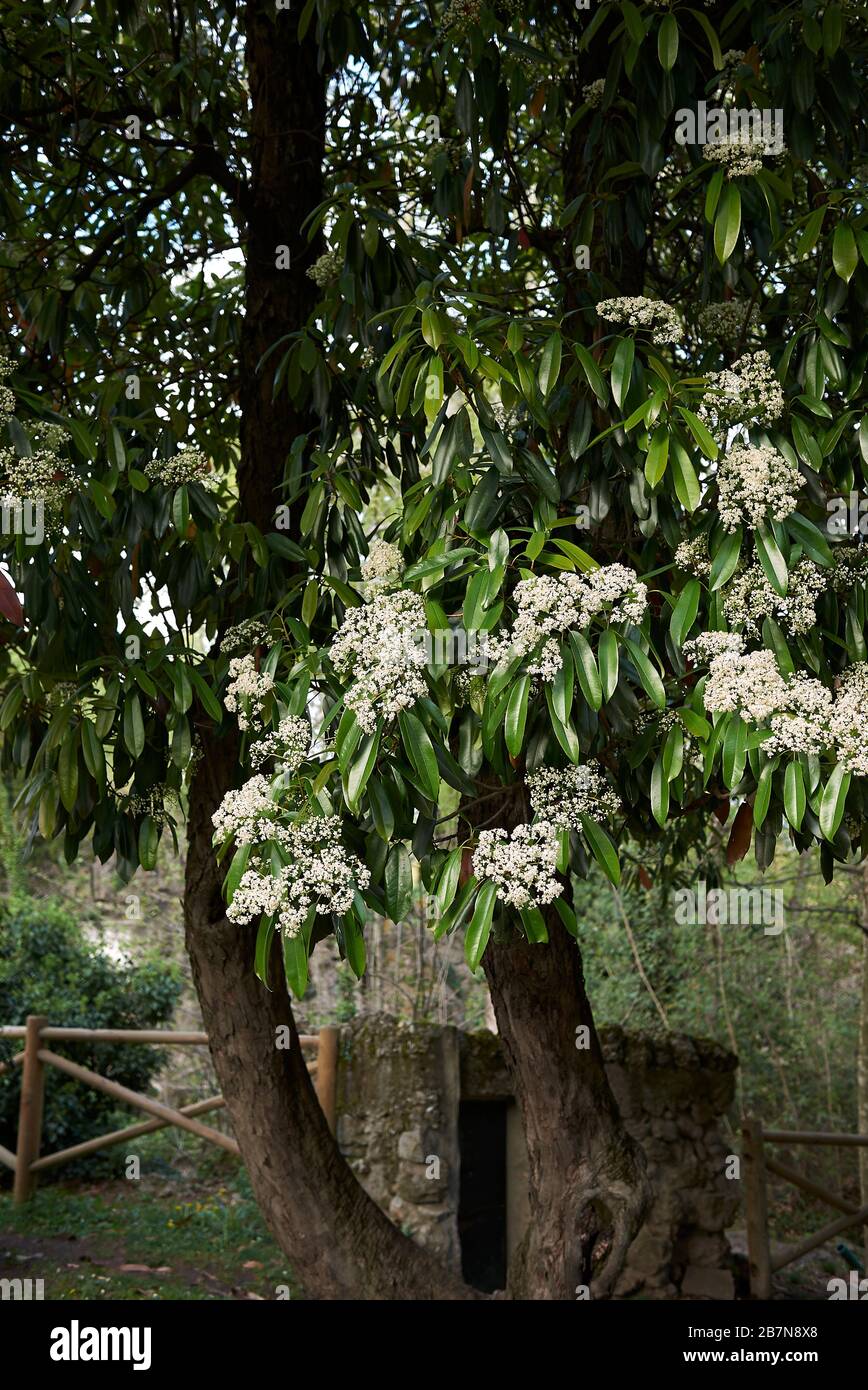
(13, 1015, 47, 1203)
(742, 1115, 772, 1298)
(315, 1027, 339, 1136)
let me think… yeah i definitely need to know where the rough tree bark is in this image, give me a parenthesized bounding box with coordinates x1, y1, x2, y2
(484, 918, 651, 1299)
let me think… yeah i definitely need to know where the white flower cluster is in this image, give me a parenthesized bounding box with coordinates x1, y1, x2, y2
(703, 127, 784, 178)
(224, 654, 275, 731)
(227, 817, 370, 939)
(145, 447, 215, 489)
(723, 560, 824, 638)
(829, 665, 868, 777)
(674, 536, 710, 577)
(306, 249, 343, 288)
(526, 763, 620, 829)
(0, 430, 80, 526)
(831, 547, 868, 590)
(330, 588, 428, 732)
(221, 619, 268, 655)
(441, 0, 482, 33)
(472, 822, 562, 910)
(717, 443, 802, 531)
(701, 642, 789, 722)
(249, 714, 310, 773)
(361, 538, 405, 591)
(490, 565, 647, 681)
(693, 633, 868, 775)
(212, 773, 277, 846)
(127, 785, 181, 823)
(698, 350, 784, 436)
(0, 352, 14, 425)
(583, 79, 606, 109)
(683, 630, 745, 664)
(595, 295, 680, 345)
(697, 299, 759, 348)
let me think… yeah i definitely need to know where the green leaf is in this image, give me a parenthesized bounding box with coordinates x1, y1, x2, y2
(283, 921, 311, 999)
(123, 692, 145, 758)
(611, 336, 635, 410)
(138, 815, 159, 870)
(254, 917, 276, 989)
(709, 529, 742, 591)
(658, 12, 678, 70)
(505, 674, 532, 757)
(670, 579, 700, 649)
(644, 424, 669, 487)
(704, 167, 725, 224)
(677, 407, 718, 460)
(519, 907, 548, 944)
(344, 726, 380, 812)
(434, 847, 464, 918)
(398, 710, 440, 802)
(580, 815, 621, 884)
(538, 331, 563, 398)
(464, 880, 498, 972)
(598, 628, 619, 701)
(784, 759, 806, 830)
(650, 751, 669, 826)
(58, 729, 79, 813)
(671, 439, 701, 512)
(753, 760, 776, 828)
(341, 914, 366, 979)
(621, 636, 666, 708)
(714, 184, 741, 265)
(833, 223, 858, 283)
(384, 842, 413, 921)
(568, 631, 602, 710)
(755, 524, 788, 597)
(574, 342, 608, 405)
(819, 765, 851, 841)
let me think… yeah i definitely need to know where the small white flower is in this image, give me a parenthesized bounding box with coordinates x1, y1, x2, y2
(717, 443, 802, 532)
(473, 822, 562, 911)
(526, 763, 620, 829)
(330, 588, 428, 732)
(596, 295, 680, 345)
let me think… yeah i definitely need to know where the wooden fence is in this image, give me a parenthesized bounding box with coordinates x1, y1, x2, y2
(742, 1115, 868, 1297)
(0, 1016, 339, 1202)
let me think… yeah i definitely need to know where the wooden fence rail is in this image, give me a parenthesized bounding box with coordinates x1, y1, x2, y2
(0, 1016, 339, 1202)
(742, 1114, 868, 1297)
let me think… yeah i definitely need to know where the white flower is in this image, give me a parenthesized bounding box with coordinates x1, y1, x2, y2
(698, 350, 784, 436)
(146, 447, 215, 489)
(307, 248, 343, 287)
(221, 619, 268, 655)
(765, 675, 833, 758)
(489, 565, 647, 681)
(583, 79, 606, 109)
(361, 539, 405, 591)
(675, 537, 710, 578)
(702, 129, 782, 178)
(226, 816, 371, 938)
(697, 299, 759, 348)
(212, 774, 277, 845)
(526, 763, 620, 829)
(717, 443, 802, 531)
(723, 560, 824, 638)
(595, 295, 680, 345)
(224, 654, 275, 731)
(829, 665, 868, 777)
(684, 630, 745, 663)
(330, 588, 428, 732)
(249, 714, 310, 773)
(702, 644, 790, 723)
(473, 822, 562, 910)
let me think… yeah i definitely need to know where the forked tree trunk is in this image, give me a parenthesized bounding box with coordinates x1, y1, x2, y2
(484, 913, 651, 1299)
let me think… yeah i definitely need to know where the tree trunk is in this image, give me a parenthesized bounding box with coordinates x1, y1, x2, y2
(484, 914, 651, 1299)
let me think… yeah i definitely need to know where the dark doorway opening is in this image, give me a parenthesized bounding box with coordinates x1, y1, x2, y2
(457, 1100, 507, 1293)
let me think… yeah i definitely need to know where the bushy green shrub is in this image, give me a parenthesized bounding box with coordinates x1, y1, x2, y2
(0, 896, 182, 1173)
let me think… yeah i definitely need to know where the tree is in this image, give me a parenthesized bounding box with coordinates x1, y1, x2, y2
(1, 0, 867, 1298)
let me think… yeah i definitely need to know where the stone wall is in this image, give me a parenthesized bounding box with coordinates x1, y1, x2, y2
(335, 1015, 739, 1298)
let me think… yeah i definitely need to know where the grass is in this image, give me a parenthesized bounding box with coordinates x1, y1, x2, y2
(0, 1130, 299, 1300)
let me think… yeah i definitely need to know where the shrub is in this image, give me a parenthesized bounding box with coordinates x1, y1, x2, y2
(0, 896, 182, 1173)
